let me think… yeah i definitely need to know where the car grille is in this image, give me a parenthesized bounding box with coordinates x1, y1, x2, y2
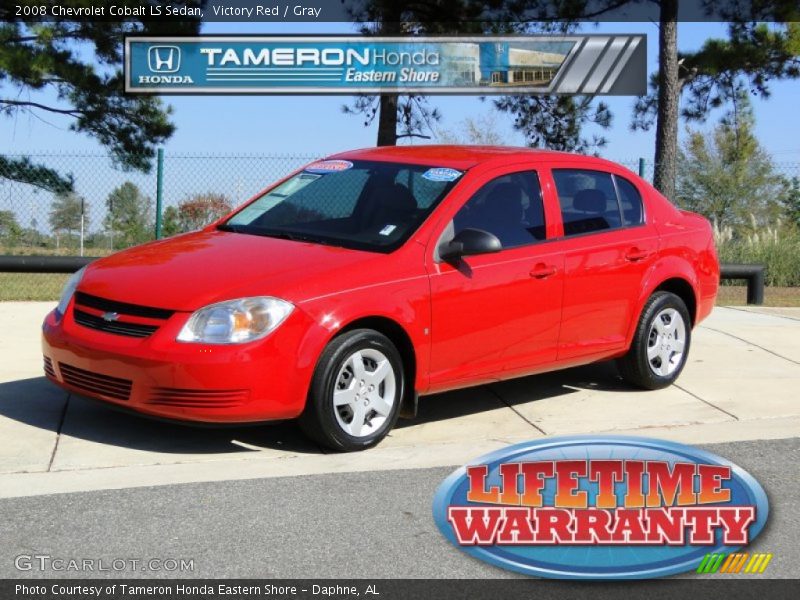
(59, 363, 133, 401)
(43, 356, 55, 378)
(72, 292, 174, 338)
(73, 309, 159, 338)
(147, 387, 250, 409)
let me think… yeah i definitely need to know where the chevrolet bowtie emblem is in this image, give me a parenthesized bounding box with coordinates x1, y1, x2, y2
(102, 312, 120, 322)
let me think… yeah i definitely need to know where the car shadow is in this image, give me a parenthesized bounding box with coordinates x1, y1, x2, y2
(397, 360, 633, 429)
(0, 361, 631, 458)
(0, 377, 320, 456)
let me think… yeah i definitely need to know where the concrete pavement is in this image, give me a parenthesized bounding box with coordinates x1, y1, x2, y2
(0, 302, 798, 498)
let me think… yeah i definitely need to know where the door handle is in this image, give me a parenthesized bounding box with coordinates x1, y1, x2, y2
(530, 263, 557, 279)
(625, 247, 651, 262)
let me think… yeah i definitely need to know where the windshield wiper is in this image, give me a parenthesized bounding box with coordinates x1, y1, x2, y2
(259, 230, 332, 245)
(218, 225, 334, 246)
(217, 223, 246, 233)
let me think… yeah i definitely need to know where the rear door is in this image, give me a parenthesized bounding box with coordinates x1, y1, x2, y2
(547, 167, 658, 361)
(426, 166, 565, 390)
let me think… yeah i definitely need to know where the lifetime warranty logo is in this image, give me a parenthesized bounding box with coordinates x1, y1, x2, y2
(432, 436, 769, 579)
(124, 36, 646, 95)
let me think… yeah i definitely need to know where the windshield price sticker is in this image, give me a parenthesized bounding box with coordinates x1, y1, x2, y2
(304, 160, 353, 174)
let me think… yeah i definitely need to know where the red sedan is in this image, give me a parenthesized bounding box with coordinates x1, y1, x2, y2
(42, 146, 719, 451)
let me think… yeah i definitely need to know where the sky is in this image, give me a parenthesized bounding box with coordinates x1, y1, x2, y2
(3, 20, 800, 169)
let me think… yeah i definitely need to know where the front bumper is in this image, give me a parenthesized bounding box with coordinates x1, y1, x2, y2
(41, 303, 317, 424)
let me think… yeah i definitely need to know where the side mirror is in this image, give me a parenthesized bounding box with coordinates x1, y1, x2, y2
(439, 228, 502, 261)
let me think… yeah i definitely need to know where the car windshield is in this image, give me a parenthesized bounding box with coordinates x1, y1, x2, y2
(220, 159, 462, 252)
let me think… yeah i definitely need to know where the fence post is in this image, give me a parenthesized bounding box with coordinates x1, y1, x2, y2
(155, 147, 164, 239)
(638, 157, 646, 178)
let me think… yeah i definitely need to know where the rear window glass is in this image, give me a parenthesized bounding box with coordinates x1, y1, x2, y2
(552, 169, 622, 236)
(614, 175, 644, 226)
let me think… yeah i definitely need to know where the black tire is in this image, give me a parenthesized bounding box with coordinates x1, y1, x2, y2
(299, 329, 404, 452)
(617, 291, 692, 390)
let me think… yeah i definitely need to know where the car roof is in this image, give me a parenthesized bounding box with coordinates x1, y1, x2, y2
(329, 145, 580, 170)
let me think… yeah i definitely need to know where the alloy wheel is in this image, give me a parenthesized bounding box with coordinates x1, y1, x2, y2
(333, 348, 396, 438)
(646, 307, 687, 377)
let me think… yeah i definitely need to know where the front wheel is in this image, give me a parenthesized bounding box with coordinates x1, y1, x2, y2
(617, 291, 692, 390)
(299, 329, 404, 451)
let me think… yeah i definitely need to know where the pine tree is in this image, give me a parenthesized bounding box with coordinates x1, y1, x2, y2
(676, 93, 786, 229)
(0, 4, 202, 191)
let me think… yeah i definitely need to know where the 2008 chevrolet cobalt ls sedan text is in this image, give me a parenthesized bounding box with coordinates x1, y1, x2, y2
(42, 146, 719, 451)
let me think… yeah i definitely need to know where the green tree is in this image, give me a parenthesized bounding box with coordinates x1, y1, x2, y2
(161, 206, 182, 237)
(104, 182, 153, 249)
(634, 18, 800, 200)
(676, 94, 785, 229)
(0, 3, 202, 191)
(49, 192, 87, 247)
(0, 210, 22, 246)
(781, 176, 800, 228)
(493, 94, 612, 153)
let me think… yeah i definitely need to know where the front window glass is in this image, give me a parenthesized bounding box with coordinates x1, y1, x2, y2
(222, 160, 460, 252)
(452, 171, 545, 249)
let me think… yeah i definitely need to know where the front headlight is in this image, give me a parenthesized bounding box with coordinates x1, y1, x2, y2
(56, 266, 86, 316)
(177, 297, 294, 344)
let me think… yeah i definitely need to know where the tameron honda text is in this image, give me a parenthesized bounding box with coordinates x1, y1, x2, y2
(433, 436, 768, 579)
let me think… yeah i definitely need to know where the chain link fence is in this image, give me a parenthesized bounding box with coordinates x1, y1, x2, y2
(0, 152, 318, 299)
(1, 151, 798, 300)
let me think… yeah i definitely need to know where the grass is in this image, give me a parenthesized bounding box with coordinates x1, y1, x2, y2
(0, 246, 107, 302)
(716, 285, 800, 307)
(0, 273, 70, 302)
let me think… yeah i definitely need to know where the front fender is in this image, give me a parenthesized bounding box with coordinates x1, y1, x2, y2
(295, 277, 431, 397)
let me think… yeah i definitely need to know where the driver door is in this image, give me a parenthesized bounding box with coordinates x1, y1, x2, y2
(426, 168, 564, 391)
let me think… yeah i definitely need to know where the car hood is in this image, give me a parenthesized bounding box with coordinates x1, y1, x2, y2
(78, 230, 389, 311)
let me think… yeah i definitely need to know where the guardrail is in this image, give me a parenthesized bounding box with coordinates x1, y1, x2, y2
(0, 256, 767, 305)
(719, 263, 765, 306)
(0, 255, 97, 274)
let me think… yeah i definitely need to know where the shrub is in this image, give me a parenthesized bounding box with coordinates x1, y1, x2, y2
(714, 219, 800, 287)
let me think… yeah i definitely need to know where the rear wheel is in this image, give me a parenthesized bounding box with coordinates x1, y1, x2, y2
(617, 291, 691, 390)
(299, 329, 403, 451)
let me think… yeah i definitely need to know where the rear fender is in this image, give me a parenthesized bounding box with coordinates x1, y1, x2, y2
(626, 256, 700, 347)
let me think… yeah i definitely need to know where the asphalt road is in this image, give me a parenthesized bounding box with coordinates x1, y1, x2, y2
(0, 437, 797, 580)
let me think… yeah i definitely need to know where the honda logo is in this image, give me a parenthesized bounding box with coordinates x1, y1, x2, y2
(148, 46, 181, 73)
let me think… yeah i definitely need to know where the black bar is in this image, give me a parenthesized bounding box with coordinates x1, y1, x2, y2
(720, 263, 766, 306)
(4, 0, 795, 22)
(3, 579, 800, 600)
(0, 255, 97, 274)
